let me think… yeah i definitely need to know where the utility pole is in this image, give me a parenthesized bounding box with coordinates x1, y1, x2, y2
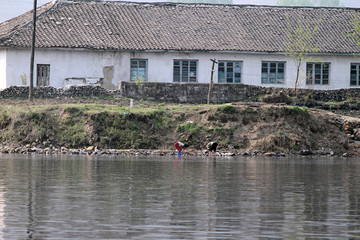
(207, 59, 217, 105)
(29, 0, 37, 101)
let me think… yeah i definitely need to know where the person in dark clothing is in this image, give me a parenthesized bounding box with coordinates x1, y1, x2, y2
(206, 141, 218, 157)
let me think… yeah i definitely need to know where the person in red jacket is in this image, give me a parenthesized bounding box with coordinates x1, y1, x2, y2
(174, 141, 188, 156)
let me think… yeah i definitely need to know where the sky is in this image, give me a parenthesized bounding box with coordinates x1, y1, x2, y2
(0, 0, 359, 23)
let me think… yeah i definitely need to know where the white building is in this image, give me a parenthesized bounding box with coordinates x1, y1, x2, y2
(0, 0, 360, 90)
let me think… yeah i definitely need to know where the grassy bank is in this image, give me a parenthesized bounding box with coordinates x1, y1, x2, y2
(0, 102, 211, 149)
(0, 98, 359, 156)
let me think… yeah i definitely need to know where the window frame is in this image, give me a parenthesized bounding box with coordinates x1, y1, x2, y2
(173, 60, 198, 83)
(306, 62, 330, 85)
(218, 61, 242, 83)
(261, 61, 285, 84)
(130, 59, 148, 82)
(350, 63, 360, 86)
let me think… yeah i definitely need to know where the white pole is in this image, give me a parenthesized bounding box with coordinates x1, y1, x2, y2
(130, 99, 134, 109)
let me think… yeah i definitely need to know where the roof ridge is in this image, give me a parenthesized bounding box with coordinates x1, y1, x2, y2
(58, 0, 359, 11)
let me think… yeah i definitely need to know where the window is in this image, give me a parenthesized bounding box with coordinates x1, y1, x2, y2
(173, 60, 197, 82)
(350, 63, 360, 86)
(130, 59, 147, 81)
(218, 61, 242, 83)
(261, 62, 285, 84)
(37, 64, 50, 87)
(306, 63, 330, 85)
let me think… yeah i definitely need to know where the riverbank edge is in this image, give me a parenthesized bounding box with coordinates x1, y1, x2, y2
(0, 96, 359, 157)
(0, 146, 354, 158)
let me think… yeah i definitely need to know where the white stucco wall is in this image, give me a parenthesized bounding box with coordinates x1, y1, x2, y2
(128, 51, 358, 90)
(5, 48, 124, 89)
(0, 49, 7, 89)
(3, 48, 359, 90)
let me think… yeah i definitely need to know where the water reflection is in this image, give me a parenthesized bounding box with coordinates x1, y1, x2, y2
(0, 155, 358, 239)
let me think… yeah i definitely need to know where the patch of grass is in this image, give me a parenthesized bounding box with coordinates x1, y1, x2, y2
(176, 122, 203, 133)
(293, 144, 301, 151)
(149, 111, 170, 129)
(63, 106, 83, 116)
(208, 105, 238, 123)
(60, 117, 87, 147)
(245, 107, 257, 114)
(0, 111, 10, 128)
(209, 127, 234, 146)
(287, 106, 308, 115)
(322, 101, 338, 109)
(28, 112, 46, 124)
(217, 105, 237, 114)
(176, 122, 208, 148)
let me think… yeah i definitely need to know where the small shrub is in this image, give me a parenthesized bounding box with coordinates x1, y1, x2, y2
(149, 111, 168, 129)
(20, 73, 27, 86)
(245, 107, 257, 114)
(134, 76, 148, 90)
(63, 106, 82, 116)
(293, 144, 301, 151)
(217, 105, 237, 114)
(0, 112, 10, 128)
(71, 132, 87, 147)
(176, 122, 208, 148)
(28, 112, 45, 124)
(176, 122, 201, 133)
(214, 127, 222, 132)
(287, 106, 308, 115)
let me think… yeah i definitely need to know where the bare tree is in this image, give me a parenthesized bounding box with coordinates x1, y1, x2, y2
(346, 13, 360, 48)
(283, 15, 322, 90)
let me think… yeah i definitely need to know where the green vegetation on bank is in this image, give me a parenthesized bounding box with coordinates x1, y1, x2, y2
(0, 99, 358, 155)
(0, 103, 215, 149)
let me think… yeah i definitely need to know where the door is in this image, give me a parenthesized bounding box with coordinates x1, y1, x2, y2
(37, 64, 50, 87)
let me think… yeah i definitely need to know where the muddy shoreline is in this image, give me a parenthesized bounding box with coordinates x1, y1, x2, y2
(0, 145, 355, 158)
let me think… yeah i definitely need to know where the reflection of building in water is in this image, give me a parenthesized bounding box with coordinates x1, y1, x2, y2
(0, 188, 4, 240)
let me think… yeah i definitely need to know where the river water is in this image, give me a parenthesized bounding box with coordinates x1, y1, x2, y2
(0, 154, 359, 239)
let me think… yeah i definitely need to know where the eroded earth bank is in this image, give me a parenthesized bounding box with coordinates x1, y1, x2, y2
(0, 97, 359, 157)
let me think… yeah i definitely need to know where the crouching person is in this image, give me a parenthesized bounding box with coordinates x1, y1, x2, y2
(205, 141, 218, 157)
(174, 141, 189, 157)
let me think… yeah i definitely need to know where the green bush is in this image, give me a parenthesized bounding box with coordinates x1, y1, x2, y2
(293, 144, 301, 151)
(287, 106, 308, 115)
(28, 112, 45, 124)
(0, 112, 10, 128)
(176, 122, 202, 133)
(217, 105, 237, 114)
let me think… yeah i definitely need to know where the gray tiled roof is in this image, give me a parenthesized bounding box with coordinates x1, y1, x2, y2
(0, 0, 359, 53)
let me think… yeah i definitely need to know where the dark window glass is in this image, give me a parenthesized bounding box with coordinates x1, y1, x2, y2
(350, 64, 360, 86)
(261, 62, 285, 84)
(173, 60, 197, 82)
(218, 61, 242, 83)
(306, 63, 330, 85)
(130, 59, 147, 81)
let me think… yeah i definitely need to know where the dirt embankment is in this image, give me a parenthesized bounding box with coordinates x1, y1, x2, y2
(0, 98, 359, 156)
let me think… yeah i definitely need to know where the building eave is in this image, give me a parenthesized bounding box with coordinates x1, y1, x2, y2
(0, 45, 359, 57)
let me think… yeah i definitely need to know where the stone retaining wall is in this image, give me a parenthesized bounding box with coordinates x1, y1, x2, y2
(0, 83, 359, 104)
(0, 85, 111, 99)
(118, 82, 270, 104)
(118, 81, 360, 104)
